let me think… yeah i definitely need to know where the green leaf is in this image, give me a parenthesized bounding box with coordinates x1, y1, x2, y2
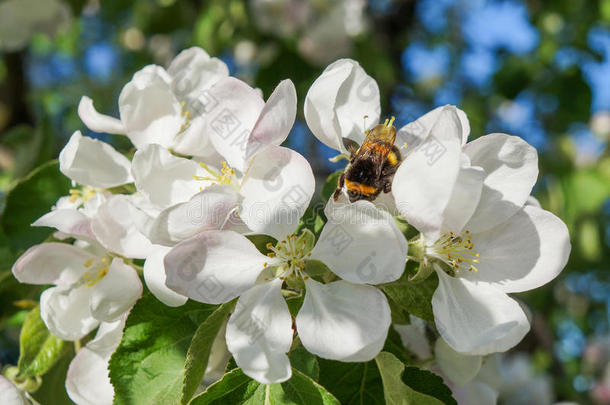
(321, 170, 344, 202)
(17, 305, 67, 378)
(375, 352, 455, 405)
(318, 359, 385, 405)
(109, 292, 217, 405)
(190, 368, 340, 405)
(380, 271, 438, 322)
(30, 349, 76, 405)
(1, 160, 71, 252)
(289, 347, 319, 381)
(181, 302, 235, 405)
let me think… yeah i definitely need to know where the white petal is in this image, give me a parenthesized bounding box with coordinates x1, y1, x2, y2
(239, 145, 314, 240)
(143, 245, 188, 307)
(0, 376, 25, 405)
(118, 65, 183, 149)
(203, 321, 231, 386)
(246, 80, 297, 160)
(392, 106, 463, 242)
(297, 279, 391, 362)
(440, 160, 485, 234)
(59, 131, 133, 188)
(12, 243, 92, 286)
(393, 316, 431, 360)
(86, 316, 127, 355)
(78, 96, 125, 135)
(164, 231, 270, 304)
(226, 279, 293, 384)
(464, 205, 570, 293)
(396, 105, 470, 156)
(463, 134, 538, 233)
(435, 338, 482, 386)
(66, 347, 114, 405)
(452, 381, 498, 405)
(148, 185, 239, 246)
(89, 259, 142, 322)
(32, 208, 94, 241)
(168, 47, 229, 100)
(90, 195, 153, 259)
(205, 77, 265, 172)
(311, 199, 407, 285)
(131, 144, 205, 209)
(432, 270, 530, 355)
(304, 59, 355, 152)
(170, 115, 213, 158)
(40, 286, 99, 341)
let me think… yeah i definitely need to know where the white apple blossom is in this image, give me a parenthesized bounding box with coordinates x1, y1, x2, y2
(164, 173, 408, 384)
(77, 47, 229, 158)
(395, 110, 570, 355)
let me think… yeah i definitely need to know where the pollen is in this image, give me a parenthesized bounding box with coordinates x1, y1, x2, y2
(429, 230, 481, 276)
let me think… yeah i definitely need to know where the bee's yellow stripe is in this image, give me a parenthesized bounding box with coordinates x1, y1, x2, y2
(344, 179, 378, 196)
(387, 150, 399, 166)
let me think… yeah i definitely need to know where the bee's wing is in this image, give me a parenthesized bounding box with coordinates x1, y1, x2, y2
(342, 137, 360, 158)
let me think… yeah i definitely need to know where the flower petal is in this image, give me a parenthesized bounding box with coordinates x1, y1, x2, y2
(59, 131, 133, 188)
(148, 185, 239, 246)
(226, 279, 292, 384)
(32, 208, 94, 241)
(463, 133, 538, 233)
(0, 376, 25, 405)
(247, 80, 297, 160)
(131, 144, 206, 209)
(440, 159, 485, 234)
(305, 59, 380, 152)
(432, 270, 530, 355)
(311, 199, 407, 285)
(296, 279, 391, 362)
(304, 59, 354, 152)
(168, 47, 229, 101)
(464, 205, 570, 293)
(12, 243, 92, 286)
(392, 106, 463, 242)
(65, 318, 125, 405)
(78, 96, 126, 135)
(164, 230, 270, 304)
(90, 195, 154, 259)
(89, 259, 142, 322)
(40, 286, 99, 341)
(205, 77, 265, 172)
(435, 338, 482, 386)
(118, 65, 183, 149)
(393, 316, 431, 360)
(143, 245, 188, 307)
(239, 145, 314, 240)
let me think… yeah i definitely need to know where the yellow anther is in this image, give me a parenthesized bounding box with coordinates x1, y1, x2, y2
(84, 258, 94, 268)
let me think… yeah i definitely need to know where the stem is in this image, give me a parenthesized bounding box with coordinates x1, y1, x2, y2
(74, 340, 82, 353)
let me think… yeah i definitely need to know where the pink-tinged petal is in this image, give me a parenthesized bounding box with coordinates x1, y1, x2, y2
(168, 47, 229, 101)
(89, 259, 142, 322)
(463, 133, 538, 233)
(59, 131, 133, 188)
(148, 185, 239, 246)
(40, 286, 99, 341)
(297, 279, 391, 361)
(32, 208, 94, 241)
(247, 80, 297, 160)
(164, 230, 270, 305)
(12, 243, 92, 286)
(118, 65, 183, 149)
(239, 145, 315, 240)
(90, 195, 153, 259)
(311, 199, 407, 285)
(78, 96, 125, 135)
(464, 205, 570, 293)
(392, 106, 463, 242)
(205, 77, 265, 172)
(432, 270, 530, 355)
(143, 245, 188, 307)
(0, 376, 25, 405)
(226, 279, 293, 384)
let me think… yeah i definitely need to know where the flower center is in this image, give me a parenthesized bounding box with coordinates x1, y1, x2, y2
(264, 231, 314, 282)
(192, 161, 237, 189)
(428, 230, 480, 275)
(77, 256, 111, 287)
(68, 186, 99, 204)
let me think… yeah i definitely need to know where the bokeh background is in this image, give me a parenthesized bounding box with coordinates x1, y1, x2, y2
(0, 0, 608, 403)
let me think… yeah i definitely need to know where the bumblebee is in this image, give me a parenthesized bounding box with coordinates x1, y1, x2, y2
(333, 116, 402, 203)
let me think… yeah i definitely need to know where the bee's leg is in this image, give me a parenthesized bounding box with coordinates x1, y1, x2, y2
(333, 173, 345, 201)
(383, 180, 392, 193)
